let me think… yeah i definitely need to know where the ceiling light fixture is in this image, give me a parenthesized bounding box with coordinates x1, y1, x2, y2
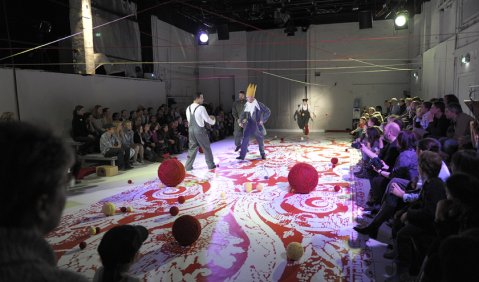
(197, 30, 209, 45)
(394, 11, 408, 30)
(462, 53, 470, 64)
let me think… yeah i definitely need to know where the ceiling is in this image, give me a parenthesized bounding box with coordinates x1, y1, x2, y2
(138, 0, 421, 35)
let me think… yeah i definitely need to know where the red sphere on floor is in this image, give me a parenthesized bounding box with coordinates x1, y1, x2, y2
(157, 159, 186, 187)
(95, 227, 101, 233)
(334, 185, 341, 192)
(178, 196, 186, 204)
(79, 241, 87, 249)
(120, 206, 127, 213)
(331, 157, 339, 165)
(288, 163, 319, 194)
(172, 215, 201, 246)
(128, 179, 132, 184)
(170, 206, 179, 216)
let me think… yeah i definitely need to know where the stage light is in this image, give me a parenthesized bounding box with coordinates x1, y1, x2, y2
(394, 11, 408, 30)
(197, 30, 209, 45)
(461, 53, 470, 64)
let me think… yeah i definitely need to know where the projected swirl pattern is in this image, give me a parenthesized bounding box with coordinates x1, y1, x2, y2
(47, 136, 372, 281)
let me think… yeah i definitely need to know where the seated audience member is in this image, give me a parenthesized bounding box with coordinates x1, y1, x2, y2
(445, 103, 475, 149)
(443, 94, 459, 106)
(425, 101, 449, 139)
(122, 121, 143, 165)
(354, 138, 449, 239)
(0, 122, 88, 282)
(94, 225, 148, 282)
(92, 105, 105, 135)
(134, 125, 156, 162)
(71, 105, 97, 154)
(350, 116, 367, 139)
(389, 151, 446, 279)
(100, 123, 132, 170)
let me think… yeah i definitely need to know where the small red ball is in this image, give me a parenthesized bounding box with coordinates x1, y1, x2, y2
(170, 206, 179, 216)
(79, 241, 87, 249)
(95, 227, 101, 233)
(128, 179, 132, 184)
(331, 157, 339, 165)
(345, 148, 349, 152)
(120, 207, 127, 213)
(334, 185, 341, 192)
(178, 196, 186, 204)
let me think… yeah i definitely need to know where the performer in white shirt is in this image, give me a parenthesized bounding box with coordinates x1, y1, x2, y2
(184, 93, 216, 171)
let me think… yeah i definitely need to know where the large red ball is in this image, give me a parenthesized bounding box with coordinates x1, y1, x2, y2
(331, 157, 339, 165)
(170, 206, 179, 216)
(288, 163, 319, 194)
(172, 215, 201, 246)
(158, 159, 186, 187)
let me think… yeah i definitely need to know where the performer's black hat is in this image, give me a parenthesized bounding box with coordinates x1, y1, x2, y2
(302, 98, 308, 102)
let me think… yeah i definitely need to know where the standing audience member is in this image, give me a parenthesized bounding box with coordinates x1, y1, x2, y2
(0, 122, 88, 282)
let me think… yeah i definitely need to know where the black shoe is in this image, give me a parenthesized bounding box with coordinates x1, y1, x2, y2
(185, 167, 193, 171)
(383, 248, 397, 259)
(125, 165, 134, 170)
(353, 225, 378, 239)
(208, 165, 217, 170)
(261, 155, 266, 160)
(236, 156, 244, 160)
(235, 145, 241, 152)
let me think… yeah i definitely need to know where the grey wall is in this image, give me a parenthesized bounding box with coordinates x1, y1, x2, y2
(0, 68, 165, 136)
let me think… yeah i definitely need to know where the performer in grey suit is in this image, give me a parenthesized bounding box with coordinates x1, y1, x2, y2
(236, 84, 271, 160)
(232, 90, 246, 152)
(184, 93, 216, 171)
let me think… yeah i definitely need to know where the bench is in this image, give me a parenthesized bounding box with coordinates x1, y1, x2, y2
(80, 154, 117, 166)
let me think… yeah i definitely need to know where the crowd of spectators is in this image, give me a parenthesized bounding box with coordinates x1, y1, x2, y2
(71, 103, 235, 170)
(351, 94, 479, 281)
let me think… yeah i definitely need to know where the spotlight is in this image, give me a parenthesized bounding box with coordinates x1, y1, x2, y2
(461, 54, 470, 64)
(197, 30, 209, 45)
(394, 11, 408, 30)
(413, 72, 418, 79)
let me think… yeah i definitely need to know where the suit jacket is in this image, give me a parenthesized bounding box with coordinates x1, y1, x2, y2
(240, 101, 271, 124)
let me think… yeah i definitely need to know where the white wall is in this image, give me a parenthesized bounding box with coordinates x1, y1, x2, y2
(197, 31, 248, 113)
(0, 67, 165, 135)
(0, 68, 17, 117)
(414, 0, 479, 117)
(152, 16, 198, 109)
(308, 20, 410, 130)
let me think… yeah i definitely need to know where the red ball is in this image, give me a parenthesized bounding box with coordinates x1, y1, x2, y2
(79, 241, 87, 249)
(95, 227, 101, 234)
(120, 207, 127, 213)
(178, 196, 186, 204)
(172, 215, 201, 246)
(334, 185, 341, 192)
(170, 206, 179, 216)
(331, 157, 339, 165)
(345, 148, 349, 152)
(158, 159, 186, 187)
(199, 147, 204, 154)
(128, 179, 132, 184)
(288, 163, 319, 194)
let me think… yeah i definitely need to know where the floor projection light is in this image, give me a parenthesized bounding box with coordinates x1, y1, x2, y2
(197, 30, 209, 45)
(394, 11, 408, 30)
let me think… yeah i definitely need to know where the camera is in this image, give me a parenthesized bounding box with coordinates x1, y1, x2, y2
(370, 157, 383, 170)
(351, 141, 362, 149)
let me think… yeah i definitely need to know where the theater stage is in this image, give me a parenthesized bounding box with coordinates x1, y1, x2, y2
(47, 132, 391, 281)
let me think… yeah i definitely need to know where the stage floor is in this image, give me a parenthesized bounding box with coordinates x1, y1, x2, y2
(47, 132, 392, 281)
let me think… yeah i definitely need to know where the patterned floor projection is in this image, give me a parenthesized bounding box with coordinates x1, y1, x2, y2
(47, 133, 386, 281)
